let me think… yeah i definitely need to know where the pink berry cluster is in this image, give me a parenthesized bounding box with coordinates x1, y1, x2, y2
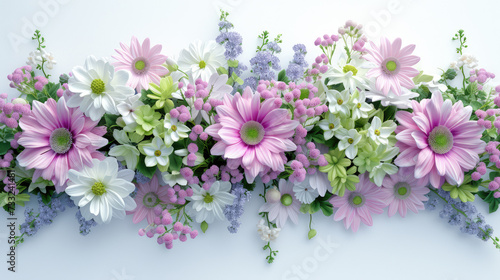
(478, 142, 500, 198)
(7, 66, 33, 90)
(476, 108, 500, 131)
(314, 34, 339, 48)
(305, 54, 329, 82)
(469, 68, 495, 90)
(338, 20, 364, 38)
(0, 94, 31, 129)
(189, 124, 208, 141)
(289, 142, 328, 183)
(169, 104, 192, 123)
(165, 184, 193, 205)
(138, 206, 198, 250)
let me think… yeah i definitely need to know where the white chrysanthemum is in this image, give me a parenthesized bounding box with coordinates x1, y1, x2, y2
(68, 55, 134, 121)
(117, 94, 144, 126)
(178, 41, 227, 82)
(186, 181, 235, 223)
(326, 89, 351, 116)
(142, 136, 173, 167)
(318, 113, 342, 140)
(293, 181, 320, 204)
(367, 116, 396, 145)
(365, 85, 418, 109)
(65, 158, 137, 224)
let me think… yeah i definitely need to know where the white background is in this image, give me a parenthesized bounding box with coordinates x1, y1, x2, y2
(0, 0, 499, 279)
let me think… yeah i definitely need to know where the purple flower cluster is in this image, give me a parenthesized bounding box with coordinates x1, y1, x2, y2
(425, 189, 494, 241)
(286, 44, 308, 81)
(20, 194, 75, 237)
(244, 51, 281, 89)
(224, 183, 251, 233)
(75, 209, 97, 236)
(216, 18, 247, 78)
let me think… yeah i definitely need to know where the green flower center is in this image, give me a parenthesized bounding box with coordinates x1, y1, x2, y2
(280, 194, 293, 206)
(49, 128, 73, 154)
(428, 125, 453, 154)
(374, 129, 380, 136)
(203, 193, 214, 203)
(154, 150, 162, 157)
(135, 60, 146, 70)
(385, 60, 397, 72)
(329, 123, 335, 129)
(343, 65, 358, 76)
(337, 99, 343, 105)
(171, 125, 177, 132)
(240, 121, 265, 145)
(357, 103, 362, 108)
(348, 138, 354, 144)
(394, 182, 411, 199)
(348, 192, 365, 208)
(199, 60, 206, 69)
(143, 192, 160, 208)
(91, 182, 106, 196)
(90, 79, 105, 94)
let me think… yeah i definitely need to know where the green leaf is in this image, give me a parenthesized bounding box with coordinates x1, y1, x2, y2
(168, 153, 183, 172)
(490, 198, 499, 213)
(300, 89, 310, 100)
(104, 114, 119, 129)
(201, 221, 208, 233)
(136, 155, 157, 179)
(489, 172, 500, 181)
(227, 60, 239, 68)
(442, 69, 457, 80)
(300, 204, 311, 214)
(231, 72, 244, 85)
(0, 141, 10, 156)
(41, 192, 52, 205)
(310, 201, 321, 214)
(319, 201, 334, 216)
(470, 101, 482, 111)
(217, 66, 228, 75)
(477, 190, 500, 213)
(277, 69, 290, 83)
(413, 71, 434, 84)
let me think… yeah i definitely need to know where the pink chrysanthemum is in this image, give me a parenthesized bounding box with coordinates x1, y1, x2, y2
(364, 37, 420, 95)
(258, 179, 301, 227)
(206, 87, 299, 183)
(330, 173, 386, 232)
(17, 97, 107, 192)
(380, 167, 429, 217)
(127, 175, 169, 224)
(394, 91, 485, 188)
(112, 36, 169, 92)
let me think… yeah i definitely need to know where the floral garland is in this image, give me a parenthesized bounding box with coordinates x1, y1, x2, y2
(2, 12, 500, 263)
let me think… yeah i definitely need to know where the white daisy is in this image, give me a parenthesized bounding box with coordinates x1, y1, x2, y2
(108, 130, 140, 170)
(117, 94, 144, 126)
(367, 116, 396, 145)
(68, 55, 134, 121)
(365, 83, 418, 109)
(293, 181, 320, 204)
(141, 136, 173, 167)
(65, 158, 137, 224)
(336, 128, 362, 159)
(326, 89, 351, 116)
(318, 113, 342, 140)
(178, 41, 227, 82)
(350, 91, 373, 120)
(164, 114, 190, 145)
(186, 181, 235, 223)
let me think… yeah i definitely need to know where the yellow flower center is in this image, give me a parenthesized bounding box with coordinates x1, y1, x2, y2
(348, 138, 354, 144)
(337, 99, 343, 105)
(154, 150, 162, 157)
(374, 129, 380, 136)
(91, 182, 106, 196)
(90, 79, 105, 94)
(171, 125, 177, 132)
(329, 123, 335, 129)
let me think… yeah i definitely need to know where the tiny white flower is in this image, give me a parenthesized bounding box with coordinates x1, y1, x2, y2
(326, 89, 350, 116)
(367, 116, 396, 145)
(117, 94, 144, 126)
(164, 114, 190, 145)
(318, 113, 342, 140)
(350, 91, 373, 120)
(365, 85, 419, 109)
(336, 128, 362, 159)
(370, 162, 398, 186)
(142, 136, 173, 167)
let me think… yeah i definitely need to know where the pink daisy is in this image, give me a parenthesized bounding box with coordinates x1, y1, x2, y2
(112, 36, 169, 92)
(380, 167, 430, 217)
(205, 87, 299, 183)
(364, 37, 420, 95)
(394, 91, 485, 188)
(258, 179, 301, 228)
(330, 173, 386, 232)
(17, 97, 107, 192)
(127, 175, 169, 224)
